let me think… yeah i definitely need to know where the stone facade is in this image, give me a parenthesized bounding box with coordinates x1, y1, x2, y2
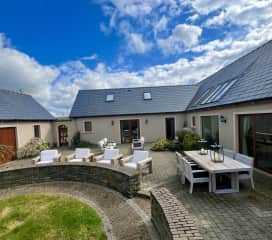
(0, 163, 140, 198)
(151, 188, 203, 240)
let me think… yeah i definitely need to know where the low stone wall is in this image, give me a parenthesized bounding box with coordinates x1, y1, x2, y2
(0, 163, 140, 198)
(151, 188, 203, 240)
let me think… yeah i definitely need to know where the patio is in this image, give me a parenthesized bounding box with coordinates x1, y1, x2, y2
(0, 144, 272, 240)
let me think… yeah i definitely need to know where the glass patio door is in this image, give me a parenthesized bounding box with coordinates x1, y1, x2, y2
(201, 116, 219, 144)
(120, 119, 140, 143)
(239, 114, 272, 173)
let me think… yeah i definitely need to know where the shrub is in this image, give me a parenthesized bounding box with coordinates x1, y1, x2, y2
(151, 138, 170, 151)
(71, 132, 81, 147)
(0, 145, 15, 164)
(167, 141, 182, 152)
(182, 132, 201, 151)
(71, 132, 97, 148)
(17, 138, 49, 159)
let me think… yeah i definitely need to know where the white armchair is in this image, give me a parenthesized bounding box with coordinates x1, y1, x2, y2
(65, 148, 94, 162)
(95, 148, 123, 166)
(98, 138, 108, 151)
(33, 149, 61, 165)
(131, 137, 145, 151)
(120, 150, 152, 179)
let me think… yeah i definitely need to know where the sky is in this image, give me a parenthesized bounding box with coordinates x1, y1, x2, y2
(0, 0, 272, 116)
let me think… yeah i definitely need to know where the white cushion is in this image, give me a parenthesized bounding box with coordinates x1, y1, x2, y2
(97, 159, 111, 164)
(69, 158, 84, 163)
(75, 148, 90, 159)
(124, 162, 137, 169)
(104, 149, 119, 160)
(132, 151, 149, 163)
(40, 150, 58, 162)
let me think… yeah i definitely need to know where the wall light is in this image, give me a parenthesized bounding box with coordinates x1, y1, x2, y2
(145, 118, 148, 124)
(220, 115, 227, 123)
(111, 120, 115, 126)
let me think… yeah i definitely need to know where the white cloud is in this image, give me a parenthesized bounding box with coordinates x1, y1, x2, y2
(157, 24, 202, 55)
(127, 33, 153, 54)
(154, 15, 168, 36)
(0, 33, 59, 112)
(187, 14, 199, 22)
(81, 54, 98, 61)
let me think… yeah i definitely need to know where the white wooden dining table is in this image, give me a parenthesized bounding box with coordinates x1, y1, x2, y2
(184, 150, 251, 193)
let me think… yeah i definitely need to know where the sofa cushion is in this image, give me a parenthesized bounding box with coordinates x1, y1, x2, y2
(75, 148, 90, 159)
(133, 151, 149, 163)
(104, 149, 119, 160)
(40, 150, 58, 162)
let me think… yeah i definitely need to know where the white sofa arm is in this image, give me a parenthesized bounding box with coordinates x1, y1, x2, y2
(120, 155, 133, 166)
(65, 153, 75, 162)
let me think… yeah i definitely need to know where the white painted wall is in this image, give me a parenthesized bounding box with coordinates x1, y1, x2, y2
(73, 113, 186, 144)
(0, 121, 54, 149)
(186, 102, 272, 151)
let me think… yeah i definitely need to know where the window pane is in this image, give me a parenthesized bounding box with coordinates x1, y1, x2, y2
(201, 116, 219, 144)
(84, 121, 92, 132)
(34, 125, 40, 138)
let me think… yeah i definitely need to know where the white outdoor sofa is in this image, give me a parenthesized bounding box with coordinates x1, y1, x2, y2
(131, 136, 145, 151)
(95, 148, 123, 166)
(33, 149, 61, 165)
(65, 148, 94, 162)
(120, 150, 152, 179)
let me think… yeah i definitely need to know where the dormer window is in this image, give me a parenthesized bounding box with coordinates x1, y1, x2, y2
(106, 94, 114, 102)
(144, 92, 152, 100)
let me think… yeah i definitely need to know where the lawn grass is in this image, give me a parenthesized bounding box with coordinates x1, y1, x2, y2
(0, 194, 107, 240)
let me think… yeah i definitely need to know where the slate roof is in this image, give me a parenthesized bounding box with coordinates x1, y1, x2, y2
(0, 89, 54, 121)
(70, 40, 272, 117)
(187, 40, 272, 111)
(70, 85, 199, 117)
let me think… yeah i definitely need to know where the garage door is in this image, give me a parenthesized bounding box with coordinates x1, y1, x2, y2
(0, 127, 17, 161)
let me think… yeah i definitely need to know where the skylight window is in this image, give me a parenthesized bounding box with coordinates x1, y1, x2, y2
(106, 94, 114, 102)
(201, 79, 237, 105)
(193, 89, 211, 106)
(144, 92, 152, 100)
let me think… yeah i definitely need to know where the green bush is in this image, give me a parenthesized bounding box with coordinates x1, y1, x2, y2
(151, 138, 170, 151)
(71, 132, 81, 147)
(71, 132, 97, 148)
(167, 141, 182, 152)
(182, 132, 201, 151)
(17, 138, 49, 159)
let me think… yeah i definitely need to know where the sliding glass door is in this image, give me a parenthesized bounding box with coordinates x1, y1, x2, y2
(201, 116, 219, 144)
(239, 114, 272, 173)
(120, 119, 140, 143)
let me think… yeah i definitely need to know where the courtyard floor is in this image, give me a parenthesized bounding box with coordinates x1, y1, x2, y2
(0, 144, 272, 240)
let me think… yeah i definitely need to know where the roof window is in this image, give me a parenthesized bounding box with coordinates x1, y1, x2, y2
(106, 94, 114, 102)
(144, 92, 152, 100)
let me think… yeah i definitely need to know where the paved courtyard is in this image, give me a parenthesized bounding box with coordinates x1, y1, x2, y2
(0, 144, 272, 240)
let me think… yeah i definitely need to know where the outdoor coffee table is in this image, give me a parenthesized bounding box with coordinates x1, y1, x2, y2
(184, 150, 251, 193)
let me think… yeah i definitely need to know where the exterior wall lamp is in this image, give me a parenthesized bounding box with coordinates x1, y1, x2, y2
(145, 118, 148, 124)
(111, 120, 114, 126)
(220, 115, 227, 123)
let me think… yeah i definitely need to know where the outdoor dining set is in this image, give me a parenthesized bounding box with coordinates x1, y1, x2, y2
(176, 141, 254, 194)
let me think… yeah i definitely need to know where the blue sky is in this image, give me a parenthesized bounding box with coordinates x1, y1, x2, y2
(0, 0, 272, 116)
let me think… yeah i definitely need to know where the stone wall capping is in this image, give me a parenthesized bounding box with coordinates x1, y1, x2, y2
(0, 163, 140, 198)
(151, 188, 203, 240)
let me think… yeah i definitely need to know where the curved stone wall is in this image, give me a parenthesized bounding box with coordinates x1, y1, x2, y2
(151, 188, 203, 240)
(0, 163, 140, 198)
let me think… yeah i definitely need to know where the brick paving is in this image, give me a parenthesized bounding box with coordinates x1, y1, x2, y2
(1, 144, 272, 240)
(144, 147, 272, 240)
